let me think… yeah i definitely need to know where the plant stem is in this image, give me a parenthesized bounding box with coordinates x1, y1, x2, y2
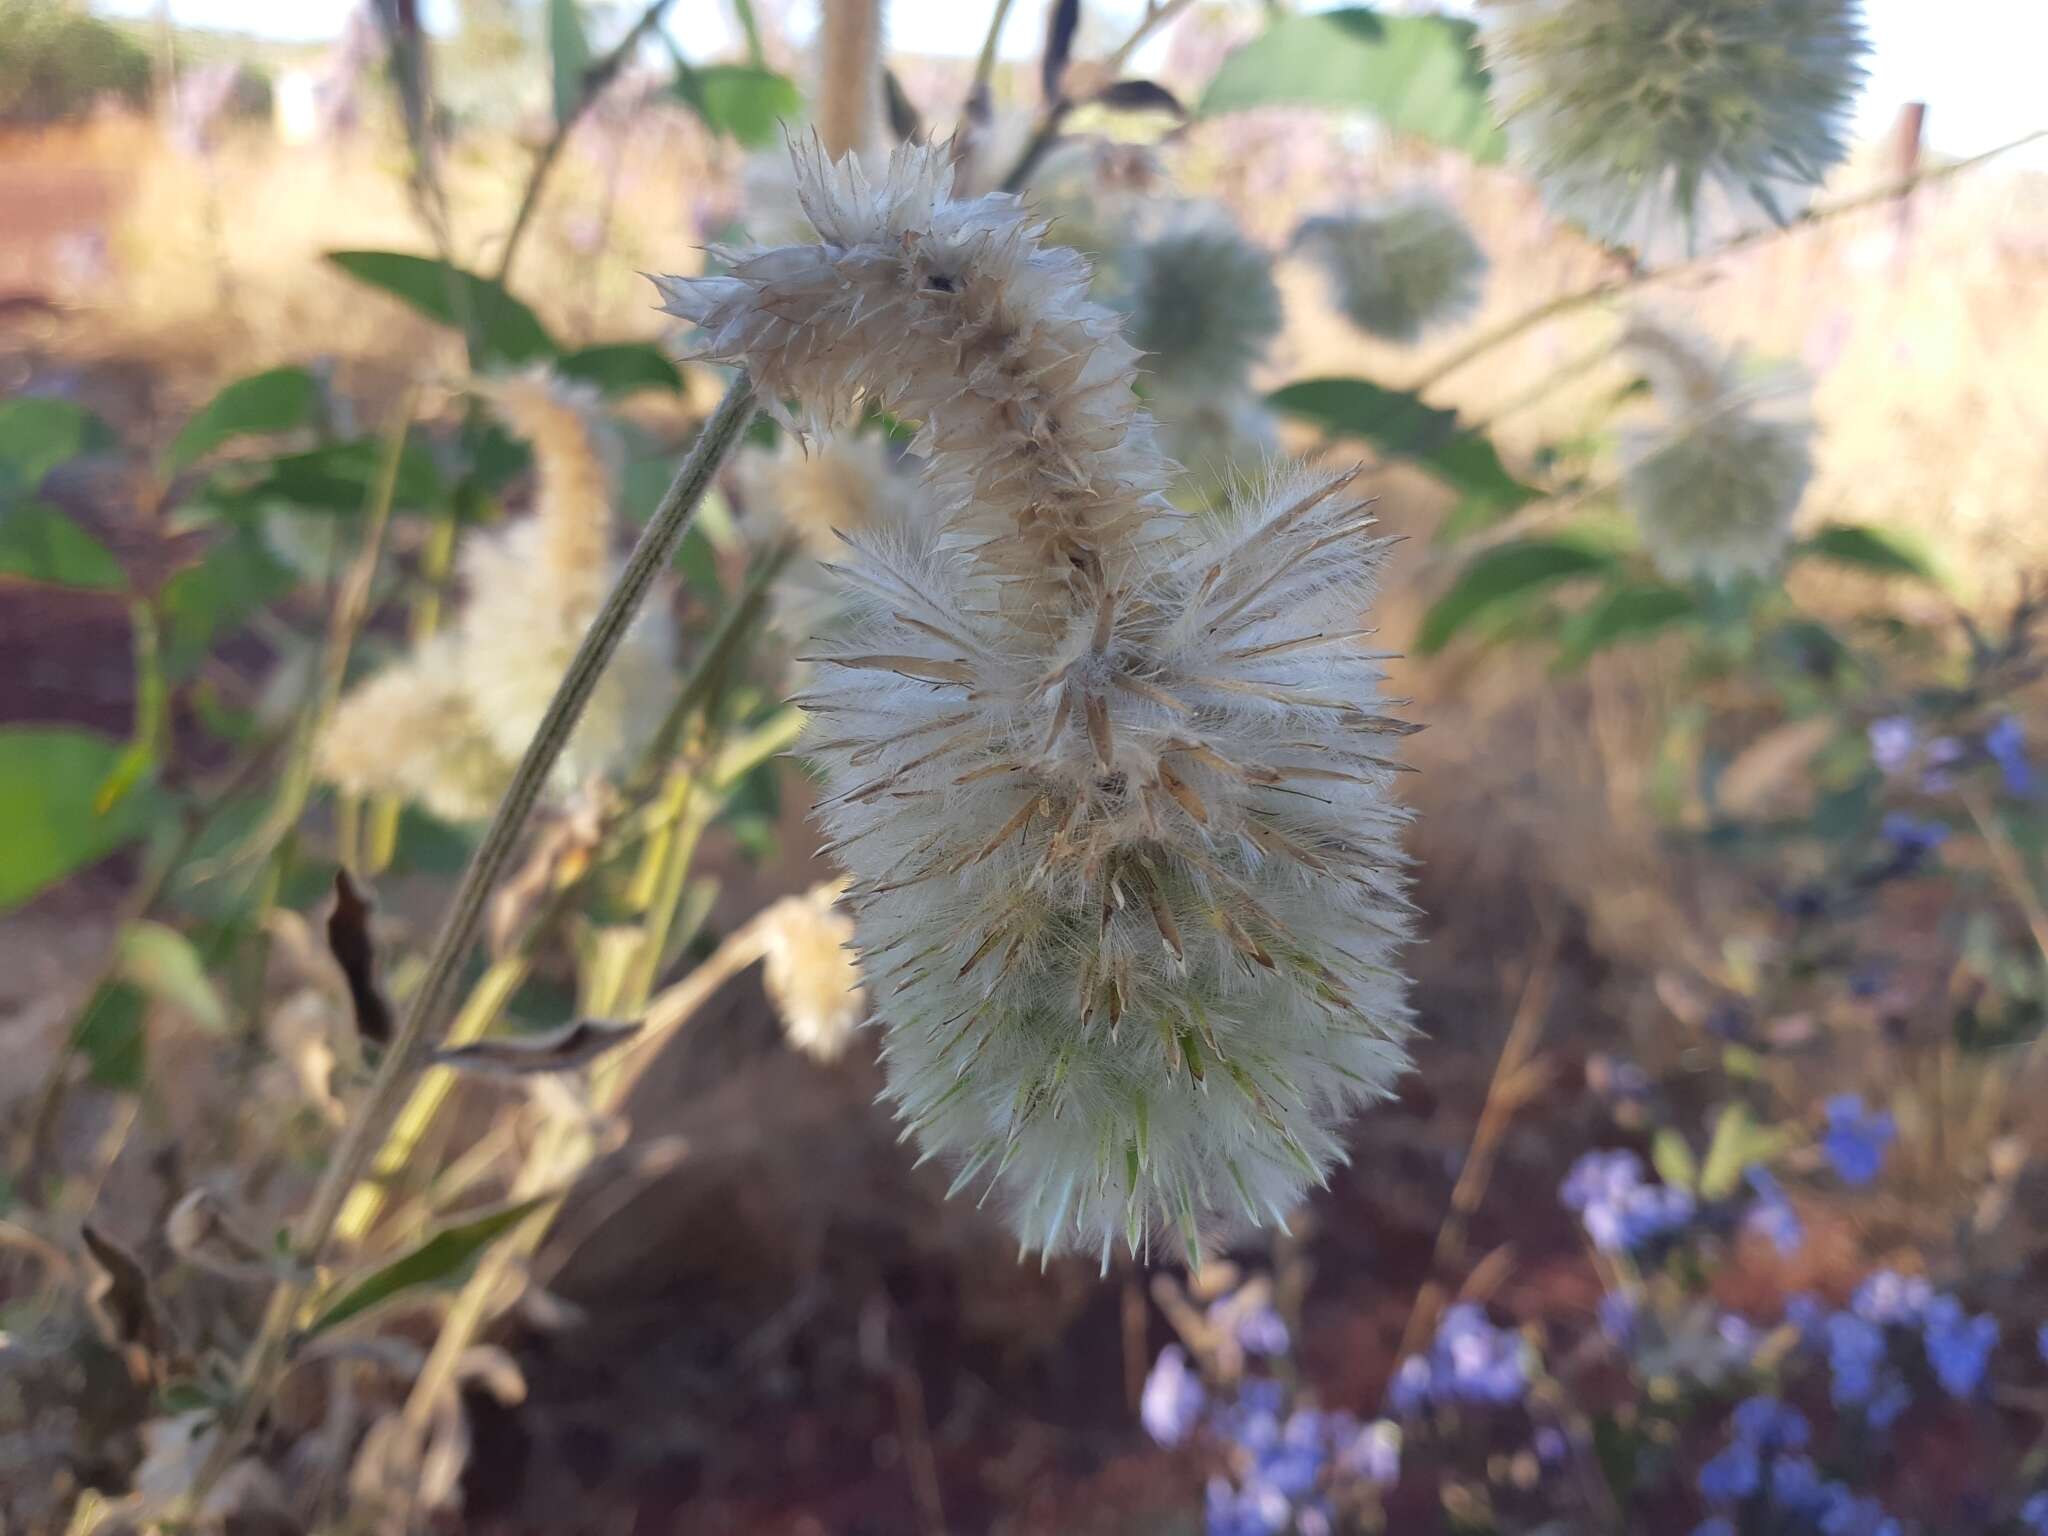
(1407, 129, 2048, 398)
(969, 0, 1017, 100)
(183, 373, 757, 1510)
(494, 0, 679, 287)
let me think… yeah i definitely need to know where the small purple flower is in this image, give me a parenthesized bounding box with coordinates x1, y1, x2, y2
(1784, 1292, 1826, 1341)
(1697, 1441, 1761, 1503)
(1878, 811, 1949, 869)
(1205, 1474, 1290, 1536)
(1822, 1095, 1896, 1187)
(1533, 1424, 1567, 1467)
(1386, 1355, 1433, 1417)
(1922, 1296, 1998, 1399)
(1691, 1522, 1736, 1536)
(1986, 716, 2033, 797)
(1868, 716, 1916, 775)
(1141, 1345, 1206, 1447)
(1819, 1487, 1902, 1536)
(1852, 1270, 1932, 1326)
(1598, 1290, 1638, 1347)
(1560, 1148, 1693, 1252)
(2022, 1491, 2048, 1536)
(1744, 1166, 1804, 1256)
(1865, 1378, 1911, 1431)
(1920, 734, 1967, 794)
(1255, 1411, 1327, 1499)
(1234, 1304, 1291, 1358)
(1438, 1303, 1530, 1405)
(2037, 1324, 2048, 1364)
(1767, 1454, 1827, 1512)
(1336, 1418, 1401, 1487)
(1731, 1395, 1810, 1453)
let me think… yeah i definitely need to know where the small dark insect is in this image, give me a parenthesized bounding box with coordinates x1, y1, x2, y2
(328, 868, 393, 1045)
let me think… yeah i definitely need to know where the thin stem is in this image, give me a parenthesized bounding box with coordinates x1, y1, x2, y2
(1099, 0, 1196, 78)
(969, 0, 1017, 99)
(1408, 129, 2048, 397)
(494, 0, 679, 287)
(183, 373, 757, 1510)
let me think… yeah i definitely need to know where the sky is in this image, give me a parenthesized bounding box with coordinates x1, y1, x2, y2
(91, 0, 2048, 166)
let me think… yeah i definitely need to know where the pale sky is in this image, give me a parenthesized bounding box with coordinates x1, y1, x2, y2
(92, 0, 2048, 165)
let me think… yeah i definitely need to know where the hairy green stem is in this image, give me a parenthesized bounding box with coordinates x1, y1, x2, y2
(183, 373, 757, 1508)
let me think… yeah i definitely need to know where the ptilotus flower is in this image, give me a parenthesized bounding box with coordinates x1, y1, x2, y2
(1477, 0, 1869, 254)
(733, 430, 900, 560)
(1116, 217, 1283, 398)
(317, 372, 673, 818)
(1617, 319, 1813, 585)
(656, 143, 1416, 1263)
(758, 882, 866, 1063)
(1293, 194, 1488, 345)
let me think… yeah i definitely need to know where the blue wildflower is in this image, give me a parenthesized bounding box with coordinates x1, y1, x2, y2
(1336, 1418, 1401, 1487)
(1767, 1454, 1827, 1513)
(1691, 1522, 1736, 1536)
(1731, 1395, 1810, 1453)
(1818, 1486, 1902, 1536)
(1560, 1148, 1694, 1252)
(1598, 1291, 1638, 1347)
(1868, 716, 1916, 775)
(1784, 1292, 1826, 1342)
(1987, 715, 2033, 797)
(1254, 1411, 1327, 1500)
(1922, 1296, 1998, 1399)
(1852, 1270, 1931, 1326)
(1533, 1425, 1567, 1467)
(1865, 1378, 1911, 1431)
(1822, 1095, 1896, 1187)
(1141, 1345, 1206, 1446)
(1744, 1166, 1804, 1256)
(1205, 1474, 1291, 1536)
(2022, 1492, 2048, 1536)
(1438, 1303, 1530, 1405)
(1234, 1304, 1291, 1358)
(1878, 812, 1949, 871)
(1826, 1312, 1887, 1407)
(2037, 1324, 2048, 1364)
(1697, 1441, 1761, 1503)
(1386, 1355, 1433, 1417)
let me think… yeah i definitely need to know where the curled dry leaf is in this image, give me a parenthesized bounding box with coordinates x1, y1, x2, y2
(81, 1222, 165, 1384)
(327, 869, 392, 1046)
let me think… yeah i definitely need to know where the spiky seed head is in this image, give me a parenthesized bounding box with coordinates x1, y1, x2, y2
(1617, 319, 1814, 585)
(1116, 217, 1284, 398)
(759, 883, 866, 1062)
(1478, 0, 1870, 255)
(1294, 194, 1488, 345)
(655, 142, 1416, 1263)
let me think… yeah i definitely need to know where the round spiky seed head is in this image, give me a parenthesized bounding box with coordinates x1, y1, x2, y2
(1117, 218, 1283, 398)
(759, 883, 866, 1063)
(1617, 319, 1813, 585)
(1478, 0, 1869, 255)
(1294, 194, 1488, 345)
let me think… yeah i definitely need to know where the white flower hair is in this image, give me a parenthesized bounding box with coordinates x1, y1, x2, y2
(656, 143, 1416, 1263)
(1478, 0, 1869, 255)
(1617, 319, 1814, 585)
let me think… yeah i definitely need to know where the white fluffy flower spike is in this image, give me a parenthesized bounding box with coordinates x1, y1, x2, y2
(657, 144, 1417, 1263)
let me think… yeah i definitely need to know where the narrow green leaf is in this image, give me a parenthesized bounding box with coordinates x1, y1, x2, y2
(0, 397, 103, 491)
(70, 981, 148, 1091)
(1556, 583, 1697, 668)
(1698, 1104, 1791, 1201)
(1199, 7, 1505, 163)
(671, 62, 802, 147)
(555, 343, 683, 397)
(1267, 378, 1539, 525)
(158, 531, 297, 679)
(166, 367, 321, 472)
(0, 727, 157, 911)
(117, 921, 228, 1036)
(0, 501, 126, 591)
(1650, 1129, 1698, 1194)
(1795, 523, 1941, 585)
(1416, 538, 1612, 653)
(304, 1197, 551, 1337)
(547, 0, 592, 126)
(325, 250, 557, 366)
(729, 0, 765, 66)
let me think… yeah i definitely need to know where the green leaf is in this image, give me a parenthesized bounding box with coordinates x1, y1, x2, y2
(0, 397, 104, 491)
(304, 1198, 551, 1338)
(1266, 378, 1539, 525)
(1650, 1129, 1698, 1194)
(0, 727, 157, 911)
(547, 0, 592, 125)
(1699, 1104, 1791, 1201)
(0, 501, 126, 591)
(1199, 7, 1505, 163)
(117, 921, 228, 1036)
(1795, 523, 1941, 585)
(1556, 583, 1697, 668)
(191, 439, 443, 524)
(555, 343, 683, 397)
(166, 367, 321, 472)
(1416, 538, 1612, 653)
(671, 62, 801, 147)
(158, 530, 297, 678)
(70, 981, 148, 1092)
(325, 251, 557, 366)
